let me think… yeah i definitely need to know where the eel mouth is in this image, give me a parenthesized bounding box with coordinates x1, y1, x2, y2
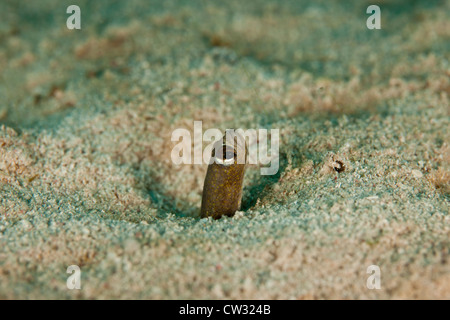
(210, 130, 248, 166)
(213, 144, 237, 166)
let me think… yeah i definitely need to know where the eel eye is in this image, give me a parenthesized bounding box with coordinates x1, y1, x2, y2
(223, 146, 236, 161)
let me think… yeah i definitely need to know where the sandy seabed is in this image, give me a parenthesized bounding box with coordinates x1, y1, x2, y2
(0, 0, 449, 299)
